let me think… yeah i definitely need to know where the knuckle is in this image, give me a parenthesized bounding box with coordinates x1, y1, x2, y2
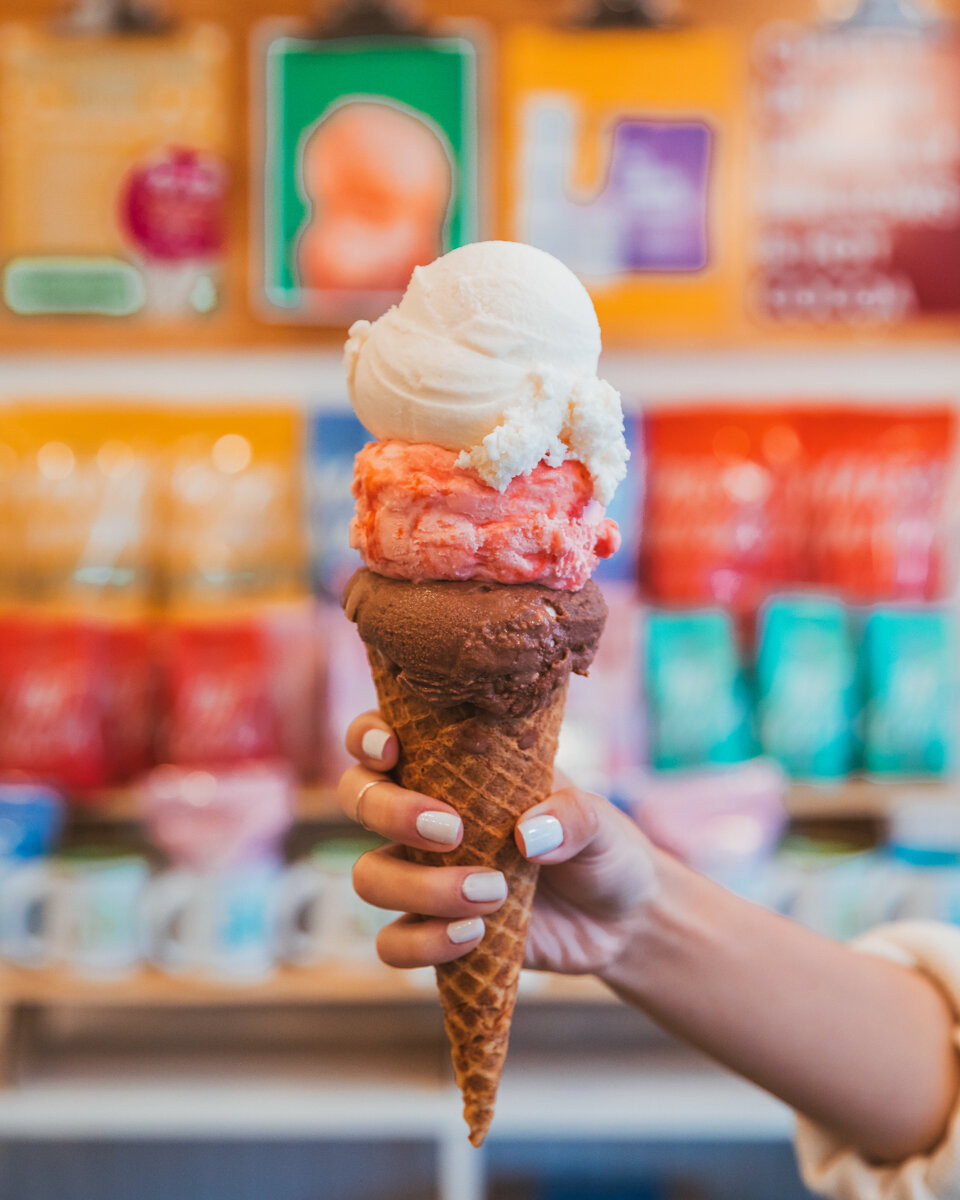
(578, 792, 602, 839)
(351, 850, 374, 897)
(337, 764, 361, 797)
(375, 927, 398, 966)
(554, 784, 602, 840)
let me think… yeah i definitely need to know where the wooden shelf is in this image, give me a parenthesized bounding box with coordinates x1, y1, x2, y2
(0, 962, 610, 1010)
(786, 778, 958, 820)
(0, 962, 610, 1090)
(69, 779, 960, 826)
(69, 786, 344, 825)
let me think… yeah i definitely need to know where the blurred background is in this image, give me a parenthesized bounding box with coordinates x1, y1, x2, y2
(1, 0, 960, 1196)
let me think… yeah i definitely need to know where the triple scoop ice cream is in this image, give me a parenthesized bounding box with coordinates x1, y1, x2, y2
(342, 240, 628, 1147)
(346, 240, 628, 590)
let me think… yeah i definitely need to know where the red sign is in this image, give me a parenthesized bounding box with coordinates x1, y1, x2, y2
(752, 22, 960, 325)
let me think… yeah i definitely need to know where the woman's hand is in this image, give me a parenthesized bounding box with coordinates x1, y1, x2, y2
(337, 711, 661, 979)
(339, 712, 960, 1167)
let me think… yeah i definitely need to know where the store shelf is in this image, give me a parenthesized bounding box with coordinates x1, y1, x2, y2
(70, 779, 960, 827)
(0, 962, 610, 1010)
(69, 786, 345, 825)
(0, 962, 613, 1107)
(786, 778, 958, 820)
(5, 348, 960, 405)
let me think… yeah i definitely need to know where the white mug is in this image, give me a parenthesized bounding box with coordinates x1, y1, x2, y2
(0, 850, 148, 976)
(0, 860, 59, 967)
(301, 839, 392, 964)
(274, 860, 326, 967)
(142, 860, 281, 982)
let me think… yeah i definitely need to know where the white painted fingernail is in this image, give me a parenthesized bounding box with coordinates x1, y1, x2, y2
(447, 917, 484, 945)
(361, 729, 391, 761)
(517, 814, 563, 858)
(415, 811, 462, 844)
(462, 872, 507, 903)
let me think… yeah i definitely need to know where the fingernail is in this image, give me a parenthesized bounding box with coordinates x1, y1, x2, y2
(447, 917, 484, 945)
(517, 813, 563, 858)
(361, 729, 391, 761)
(462, 872, 507, 903)
(415, 811, 462, 844)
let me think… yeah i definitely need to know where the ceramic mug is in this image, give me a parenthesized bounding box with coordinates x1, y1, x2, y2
(291, 839, 392, 965)
(0, 847, 149, 975)
(142, 858, 281, 981)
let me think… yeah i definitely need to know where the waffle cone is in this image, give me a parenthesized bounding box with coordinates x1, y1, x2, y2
(366, 645, 567, 1146)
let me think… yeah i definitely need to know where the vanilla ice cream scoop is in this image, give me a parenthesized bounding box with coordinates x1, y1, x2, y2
(343, 241, 628, 505)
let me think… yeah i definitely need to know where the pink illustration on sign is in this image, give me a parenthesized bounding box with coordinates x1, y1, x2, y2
(119, 147, 227, 315)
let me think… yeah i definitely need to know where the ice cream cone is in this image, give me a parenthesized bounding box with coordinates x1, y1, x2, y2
(365, 643, 568, 1145)
(345, 568, 606, 1144)
(339, 242, 627, 1145)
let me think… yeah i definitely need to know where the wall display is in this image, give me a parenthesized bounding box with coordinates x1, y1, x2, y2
(0, 22, 230, 320)
(500, 24, 745, 341)
(258, 26, 478, 322)
(751, 18, 960, 327)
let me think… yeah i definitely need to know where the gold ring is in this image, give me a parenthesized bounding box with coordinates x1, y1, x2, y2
(354, 776, 386, 830)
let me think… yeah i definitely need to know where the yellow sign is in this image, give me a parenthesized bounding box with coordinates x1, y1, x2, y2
(0, 23, 229, 319)
(500, 25, 746, 343)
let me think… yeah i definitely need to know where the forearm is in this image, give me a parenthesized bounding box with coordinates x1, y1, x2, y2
(603, 851, 960, 1163)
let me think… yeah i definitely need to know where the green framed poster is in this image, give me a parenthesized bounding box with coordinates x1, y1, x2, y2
(259, 32, 478, 323)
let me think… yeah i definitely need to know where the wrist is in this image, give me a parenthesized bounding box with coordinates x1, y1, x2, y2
(599, 849, 720, 1009)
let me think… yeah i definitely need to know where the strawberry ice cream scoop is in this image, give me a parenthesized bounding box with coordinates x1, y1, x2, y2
(350, 440, 620, 591)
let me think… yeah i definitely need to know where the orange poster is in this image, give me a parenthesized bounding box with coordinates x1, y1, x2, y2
(500, 24, 747, 343)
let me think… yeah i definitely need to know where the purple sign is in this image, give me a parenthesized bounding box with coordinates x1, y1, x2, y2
(607, 120, 712, 272)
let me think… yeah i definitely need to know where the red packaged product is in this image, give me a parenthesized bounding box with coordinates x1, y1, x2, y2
(100, 619, 154, 784)
(156, 619, 280, 768)
(0, 610, 154, 794)
(641, 408, 806, 615)
(802, 409, 956, 603)
(0, 613, 109, 790)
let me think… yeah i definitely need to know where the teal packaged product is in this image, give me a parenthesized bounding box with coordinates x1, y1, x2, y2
(756, 596, 858, 779)
(863, 608, 955, 776)
(645, 609, 754, 770)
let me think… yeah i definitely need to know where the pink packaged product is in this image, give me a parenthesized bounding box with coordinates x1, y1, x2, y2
(631, 757, 789, 877)
(315, 600, 378, 786)
(137, 761, 294, 870)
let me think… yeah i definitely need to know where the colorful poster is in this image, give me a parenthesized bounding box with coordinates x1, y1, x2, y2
(751, 21, 960, 327)
(0, 23, 230, 320)
(259, 31, 478, 322)
(500, 25, 745, 342)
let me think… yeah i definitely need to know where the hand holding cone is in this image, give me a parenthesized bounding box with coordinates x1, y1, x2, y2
(340, 242, 628, 1143)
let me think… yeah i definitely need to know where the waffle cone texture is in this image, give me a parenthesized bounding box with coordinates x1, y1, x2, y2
(367, 645, 568, 1146)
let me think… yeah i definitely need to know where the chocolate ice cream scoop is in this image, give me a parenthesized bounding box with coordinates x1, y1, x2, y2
(343, 569, 607, 719)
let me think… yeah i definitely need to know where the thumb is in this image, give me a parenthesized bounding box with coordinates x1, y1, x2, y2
(515, 785, 607, 865)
